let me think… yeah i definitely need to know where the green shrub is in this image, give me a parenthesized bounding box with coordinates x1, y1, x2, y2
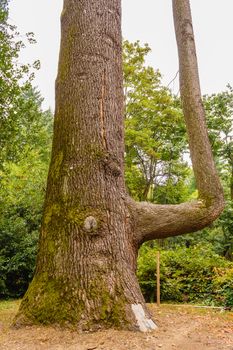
(0, 151, 48, 298)
(137, 243, 233, 306)
(0, 211, 39, 298)
(213, 267, 233, 307)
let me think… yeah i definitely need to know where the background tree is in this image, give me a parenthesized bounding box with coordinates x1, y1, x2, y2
(204, 86, 233, 199)
(0, 0, 40, 164)
(14, 0, 224, 331)
(203, 88, 233, 259)
(0, 1, 53, 298)
(123, 41, 189, 203)
(0, 88, 53, 298)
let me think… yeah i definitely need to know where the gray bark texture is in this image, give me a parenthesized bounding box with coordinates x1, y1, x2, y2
(13, 0, 224, 331)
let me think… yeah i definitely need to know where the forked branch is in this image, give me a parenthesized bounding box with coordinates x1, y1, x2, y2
(128, 0, 224, 245)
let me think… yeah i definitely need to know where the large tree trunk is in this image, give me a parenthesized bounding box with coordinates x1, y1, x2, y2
(14, 0, 224, 331)
(14, 0, 155, 332)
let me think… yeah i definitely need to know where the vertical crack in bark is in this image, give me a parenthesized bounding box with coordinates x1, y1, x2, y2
(100, 68, 107, 149)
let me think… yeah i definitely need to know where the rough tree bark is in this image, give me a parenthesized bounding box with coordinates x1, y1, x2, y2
(14, 0, 224, 331)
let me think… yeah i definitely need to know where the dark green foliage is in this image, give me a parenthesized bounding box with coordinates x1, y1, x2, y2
(204, 86, 233, 175)
(213, 267, 233, 307)
(0, 101, 52, 298)
(0, 216, 38, 297)
(203, 88, 233, 260)
(0, 2, 53, 298)
(137, 244, 233, 306)
(218, 201, 233, 260)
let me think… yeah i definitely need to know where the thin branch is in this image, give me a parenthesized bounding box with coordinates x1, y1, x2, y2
(167, 70, 179, 88)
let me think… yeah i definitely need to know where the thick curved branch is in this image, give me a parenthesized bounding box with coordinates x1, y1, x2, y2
(128, 0, 224, 245)
(128, 198, 223, 245)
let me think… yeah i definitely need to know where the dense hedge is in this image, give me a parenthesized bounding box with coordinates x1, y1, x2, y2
(0, 210, 39, 298)
(137, 244, 233, 307)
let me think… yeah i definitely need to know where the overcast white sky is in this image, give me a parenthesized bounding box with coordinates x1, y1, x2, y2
(9, 0, 233, 110)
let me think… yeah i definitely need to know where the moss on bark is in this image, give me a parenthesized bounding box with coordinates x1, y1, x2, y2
(15, 273, 131, 330)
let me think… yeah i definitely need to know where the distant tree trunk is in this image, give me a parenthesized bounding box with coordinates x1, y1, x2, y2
(14, 0, 224, 331)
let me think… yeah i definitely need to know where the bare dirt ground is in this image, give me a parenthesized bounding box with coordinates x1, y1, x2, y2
(0, 300, 232, 350)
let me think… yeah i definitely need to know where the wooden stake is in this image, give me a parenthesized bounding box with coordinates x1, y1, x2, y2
(156, 251, 160, 307)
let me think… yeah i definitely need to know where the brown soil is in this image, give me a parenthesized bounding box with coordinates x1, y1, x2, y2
(0, 301, 232, 350)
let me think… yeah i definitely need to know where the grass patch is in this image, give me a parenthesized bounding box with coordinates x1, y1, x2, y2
(0, 299, 21, 327)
